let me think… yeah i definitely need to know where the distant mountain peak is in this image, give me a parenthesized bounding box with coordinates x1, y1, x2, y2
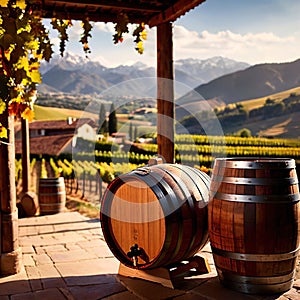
(39, 53, 252, 95)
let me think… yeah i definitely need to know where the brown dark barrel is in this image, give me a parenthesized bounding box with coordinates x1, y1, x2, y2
(100, 163, 210, 269)
(38, 177, 66, 215)
(208, 158, 300, 294)
(20, 191, 39, 217)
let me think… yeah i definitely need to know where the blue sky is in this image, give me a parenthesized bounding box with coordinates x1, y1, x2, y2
(45, 0, 300, 67)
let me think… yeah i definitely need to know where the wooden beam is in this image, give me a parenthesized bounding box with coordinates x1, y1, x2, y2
(149, 0, 206, 27)
(157, 22, 174, 163)
(32, 0, 206, 25)
(43, 0, 162, 12)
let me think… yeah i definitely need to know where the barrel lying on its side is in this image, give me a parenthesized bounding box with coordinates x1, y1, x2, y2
(208, 158, 300, 294)
(100, 163, 210, 269)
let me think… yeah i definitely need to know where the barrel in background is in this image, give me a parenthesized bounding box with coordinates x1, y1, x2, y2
(38, 177, 66, 215)
(100, 163, 210, 270)
(208, 158, 300, 294)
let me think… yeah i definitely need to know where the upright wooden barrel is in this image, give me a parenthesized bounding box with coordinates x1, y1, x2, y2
(208, 158, 300, 294)
(100, 163, 210, 269)
(39, 177, 66, 215)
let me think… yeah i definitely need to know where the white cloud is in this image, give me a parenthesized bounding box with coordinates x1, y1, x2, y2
(94, 22, 115, 33)
(48, 22, 300, 67)
(173, 25, 299, 64)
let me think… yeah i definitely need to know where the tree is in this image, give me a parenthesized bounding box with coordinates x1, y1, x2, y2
(129, 122, 133, 141)
(98, 103, 108, 134)
(108, 103, 117, 135)
(237, 128, 252, 138)
(134, 125, 138, 141)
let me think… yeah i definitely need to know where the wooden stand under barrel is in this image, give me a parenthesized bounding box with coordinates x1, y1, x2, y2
(118, 255, 210, 289)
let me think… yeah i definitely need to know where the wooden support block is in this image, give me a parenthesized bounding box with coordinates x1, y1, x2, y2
(170, 255, 211, 278)
(118, 255, 210, 289)
(118, 263, 174, 289)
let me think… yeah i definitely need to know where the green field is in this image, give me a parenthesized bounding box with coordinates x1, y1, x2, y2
(33, 105, 96, 120)
(239, 86, 300, 111)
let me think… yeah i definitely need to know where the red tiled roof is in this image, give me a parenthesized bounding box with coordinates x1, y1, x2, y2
(28, 118, 97, 131)
(15, 134, 73, 156)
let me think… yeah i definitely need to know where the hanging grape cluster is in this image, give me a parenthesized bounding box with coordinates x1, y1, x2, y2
(113, 13, 129, 44)
(50, 16, 72, 57)
(80, 16, 93, 57)
(133, 23, 147, 54)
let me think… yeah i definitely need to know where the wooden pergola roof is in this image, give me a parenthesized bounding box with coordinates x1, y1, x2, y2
(32, 0, 206, 26)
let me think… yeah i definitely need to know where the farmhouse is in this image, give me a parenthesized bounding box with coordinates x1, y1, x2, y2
(15, 118, 98, 156)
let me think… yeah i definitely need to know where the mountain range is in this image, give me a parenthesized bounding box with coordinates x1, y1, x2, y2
(38, 53, 250, 95)
(185, 58, 300, 106)
(38, 54, 300, 120)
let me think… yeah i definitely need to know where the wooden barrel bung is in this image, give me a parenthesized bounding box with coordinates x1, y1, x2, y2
(100, 163, 210, 270)
(208, 158, 300, 294)
(38, 177, 66, 215)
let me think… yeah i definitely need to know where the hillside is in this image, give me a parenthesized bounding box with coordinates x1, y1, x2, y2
(178, 86, 300, 139)
(178, 58, 300, 109)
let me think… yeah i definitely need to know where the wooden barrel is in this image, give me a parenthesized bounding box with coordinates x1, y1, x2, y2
(208, 158, 300, 294)
(20, 191, 39, 217)
(39, 177, 66, 215)
(100, 163, 210, 269)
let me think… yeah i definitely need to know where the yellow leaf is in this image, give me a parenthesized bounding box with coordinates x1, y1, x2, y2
(0, 99, 6, 114)
(25, 40, 40, 51)
(0, 0, 9, 7)
(0, 125, 7, 139)
(32, 51, 43, 61)
(16, 56, 29, 70)
(4, 44, 15, 61)
(136, 41, 144, 54)
(30, 69, 41, 83)
(140, 29, 147, 40)
(21, 107, 34, 122)
(16, 0, 26, 10)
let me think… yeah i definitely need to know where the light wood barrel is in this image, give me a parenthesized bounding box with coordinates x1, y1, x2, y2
(208, 158, 300, 294)
(39, 177, 66, 215)
(100, 163, 210, 269)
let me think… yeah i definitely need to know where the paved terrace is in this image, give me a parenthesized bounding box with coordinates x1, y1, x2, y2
(1, 211, 300, 300)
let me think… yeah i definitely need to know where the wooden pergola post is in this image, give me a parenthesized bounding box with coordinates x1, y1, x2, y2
(0, 110, 22, 275)
(21, 118, 30, 194)
(157, 22, 174, 163)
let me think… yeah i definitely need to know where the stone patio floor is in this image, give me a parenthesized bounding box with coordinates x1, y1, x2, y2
(1, 211, 300, 300)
